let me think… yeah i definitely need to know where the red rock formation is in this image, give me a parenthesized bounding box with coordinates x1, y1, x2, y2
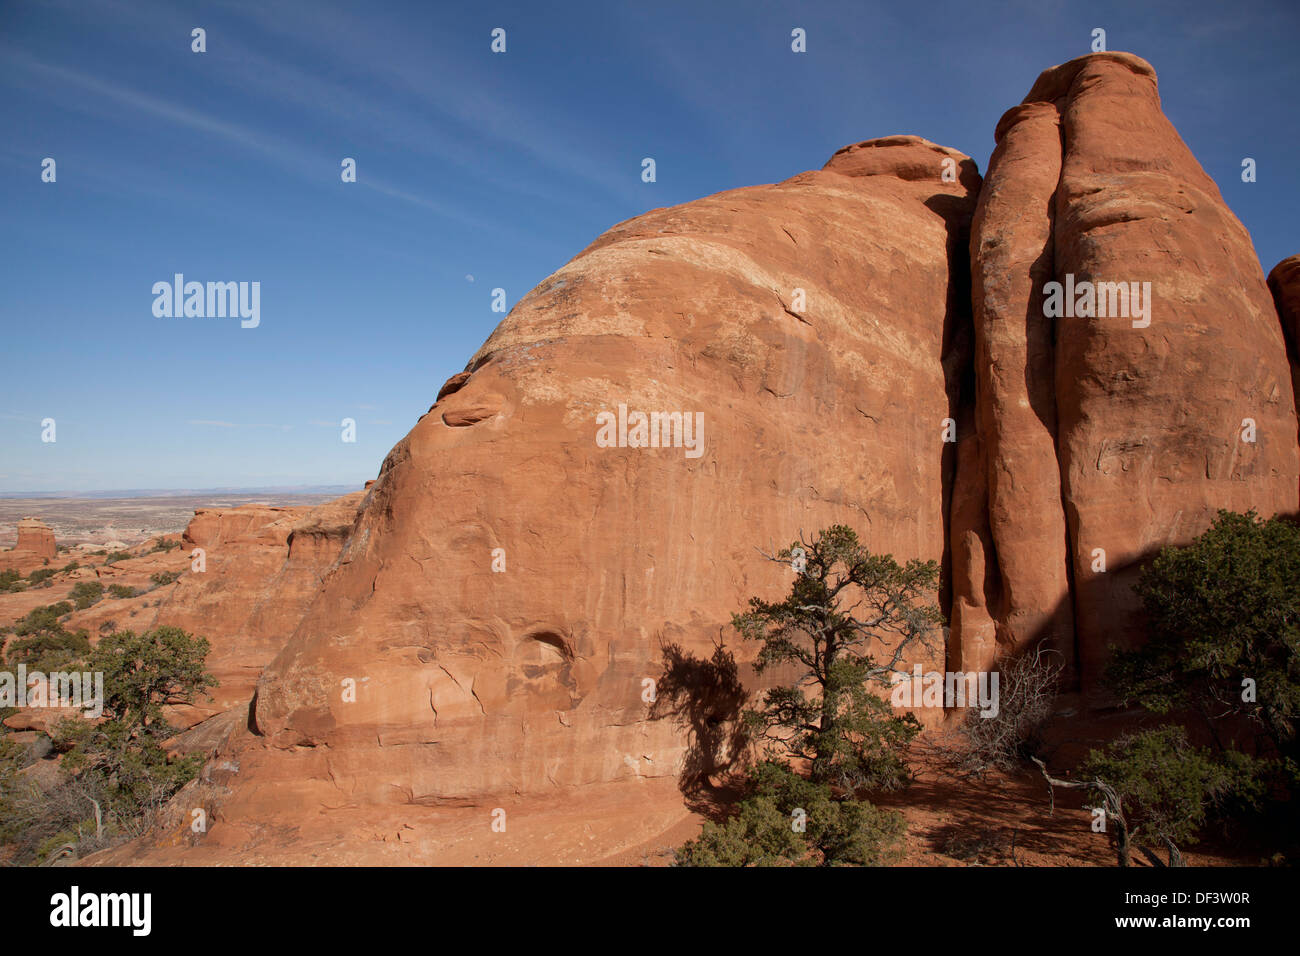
(0, 517, 58, 574)
(109, 54, 1299, 865)
(1267, 254, 1300, 455)
(15, 518, 56, 559)
(968, 101, 1074, 674)
(963, 53, 1298, 688)
(133, 494, 365, 724)
(1271, 255, 1300, 349)
(142, 136, 980, 840)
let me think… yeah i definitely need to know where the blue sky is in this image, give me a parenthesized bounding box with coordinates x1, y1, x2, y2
(1, 0, 1296, 493)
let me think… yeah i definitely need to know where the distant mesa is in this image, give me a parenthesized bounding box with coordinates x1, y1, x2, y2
(15, 517, 56, 558)
(0, 517, 57, 573)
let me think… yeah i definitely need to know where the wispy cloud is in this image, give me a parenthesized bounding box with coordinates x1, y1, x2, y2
(222, 0, 645, 204)
(189, 420, 292, 431)
(2, 46, 540, 236)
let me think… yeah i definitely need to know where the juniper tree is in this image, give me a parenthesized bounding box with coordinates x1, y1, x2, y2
(1107, 509, 1300, 757)
(735, 525, 944, 792)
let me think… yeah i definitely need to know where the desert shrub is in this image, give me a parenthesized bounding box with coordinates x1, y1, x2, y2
(5, 601, 87, 670)
(149, 571, 180, 587)
(55, 627, 216, 810)
(69, 580, 104, 610)
(1080, 726, 1246, 866)
(107, 584, 136, 600)
(954, 646, 1063, 773)
(12, 602, 73, 637)
(1107, 510, 1300, 758)
(0, 627, 218, 864)
(0, 570, 24, 593)
(4, 627, 90, 672)
(104, 551, 132, 565)
(1099, 510, 1300, 857)
(675, 762, 906, 867)
(0, 737, 38, 844)
(26, 567, 56, 587)
(59, 561, 79, 573)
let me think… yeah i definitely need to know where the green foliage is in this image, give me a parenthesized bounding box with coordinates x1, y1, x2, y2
(0, 737, 35, 843)
(68, 580, 104, 610)
(107, 584, 137, 600)
(675, 762, 906, 866)
(83, 626, 217, 730)
(59, 561, 80, 573)
(12, 602, 73, 636)
(735, 525, 939, 792)
(56, 719, 203, 822)
(0, 569, 24, 593)
(149, 570, 181, 587)
(104, 551, 132, 565)
(48, 627, 218, 842)
(4, 628, 90, 672)
(5, 602, 87, 671)
(0, 626, 217, 863)
(1082, 726, 1240, 863)
(26, 567, 56, 587)
(148, 539, 181, 553)
(1108, 510, 1300, 755)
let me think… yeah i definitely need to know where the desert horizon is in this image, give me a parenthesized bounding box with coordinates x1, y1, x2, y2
(0, 490, 355, 549)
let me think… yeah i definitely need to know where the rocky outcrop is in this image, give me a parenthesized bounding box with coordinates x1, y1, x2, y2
(0, 517, 58, 574)
(171, 134, 982, 829)
(1267, 254, 1300, 454)
(15, 518, 56, 559)
(961, 53, 1298, 687)
(144, 493, 366, 723)
(966, 101, 1073, 675)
